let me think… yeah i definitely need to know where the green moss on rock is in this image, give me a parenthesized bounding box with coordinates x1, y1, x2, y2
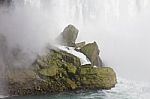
(66, 64, 77, 74)
(79, 65, 117, 89)
(7, 25, 117, 96)
(8, 49, 117, 96)
(39, 65, 59, 77)
(65, 78, 77, 90)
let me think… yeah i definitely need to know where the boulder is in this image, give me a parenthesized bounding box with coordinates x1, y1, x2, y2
(80, 42, 103, 67)
(7, 25, 117, 96)
(79, 64, 117, 89)
(57, 25, 78, 47)
(7, 48, 117, 96)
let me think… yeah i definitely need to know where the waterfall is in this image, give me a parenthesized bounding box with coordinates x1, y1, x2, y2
(13, 0, 148, 29)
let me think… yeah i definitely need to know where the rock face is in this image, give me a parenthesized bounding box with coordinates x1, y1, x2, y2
(7, 25, 117, 96)
(8, 49, 117, 96)
(57, 25, 79, 47)
(79, 65, 117, 89)
(80, 42, 103, 67)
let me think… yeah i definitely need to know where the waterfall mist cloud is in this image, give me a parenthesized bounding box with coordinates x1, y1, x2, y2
(0, 1, 61, 77)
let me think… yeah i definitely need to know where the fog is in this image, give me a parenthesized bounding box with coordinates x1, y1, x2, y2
(0, 0, 150, 83)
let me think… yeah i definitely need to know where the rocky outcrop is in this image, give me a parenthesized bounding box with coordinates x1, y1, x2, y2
(57, 25, 78, 47)
(8, 49, 117, 96)
(7, 25, 117, 96)
(80, 42, 103, 67)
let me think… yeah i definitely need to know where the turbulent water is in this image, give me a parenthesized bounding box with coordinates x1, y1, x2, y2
(0, 0, 150, 99)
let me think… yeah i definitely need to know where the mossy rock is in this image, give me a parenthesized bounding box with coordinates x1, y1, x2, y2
(79, 65, 97, 75)
(80, 42, 102, 67)
(33, 49, 81, 69)
(7, 68, 37, 83)
(49, 49, 81, 67)
(38, 65, 59, 77)
(65, 78, 77, 90)
(60, 50, 81, 67)
(7, 25, 118, 96)
(66, 64, 77, 74)
(80, 42, 99, 60)
(79, 65, 117, 89)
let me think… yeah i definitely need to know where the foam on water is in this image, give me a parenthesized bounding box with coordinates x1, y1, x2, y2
(80, 78, 150, 99)
(73, 78, 150, 99)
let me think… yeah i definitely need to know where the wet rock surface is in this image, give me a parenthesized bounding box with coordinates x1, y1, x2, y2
(80, 42, 103, 67)
(8, 49, 116, 96)
(6, 25, 117, 96)
(57, 25, 78, 47)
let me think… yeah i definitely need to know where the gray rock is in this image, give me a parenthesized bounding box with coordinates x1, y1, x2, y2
(57, 25, 78, 47)
(80, 42, 103, 67)
(75, 41, 86, 48)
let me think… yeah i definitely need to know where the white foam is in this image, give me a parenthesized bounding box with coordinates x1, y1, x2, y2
(0, 95, 8, 98)
(57, 46, 91, 65)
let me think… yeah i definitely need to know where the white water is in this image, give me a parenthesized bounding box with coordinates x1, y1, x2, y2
(79, 78, 150, 99)
(57, 46, 91, 65)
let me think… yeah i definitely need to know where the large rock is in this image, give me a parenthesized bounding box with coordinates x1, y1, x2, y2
(79, 65, 117, 89)
(7, 25, 117, 96)
(57, 25, 78, 47)
(7, 48, 117, 96)
(8, 50, 80, 95)
(80, 42, 103, 67)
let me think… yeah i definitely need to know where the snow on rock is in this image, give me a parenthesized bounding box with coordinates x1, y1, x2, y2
(57, 46, 91, 65)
